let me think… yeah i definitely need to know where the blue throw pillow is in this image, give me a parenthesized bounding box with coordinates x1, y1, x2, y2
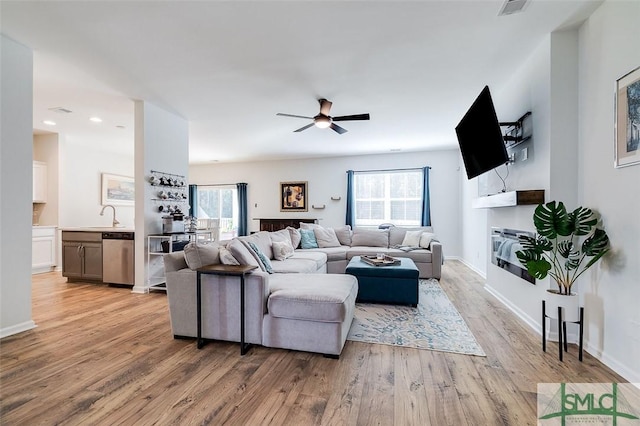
(299, 228, 319, 249)
(248, 242, 273, 274)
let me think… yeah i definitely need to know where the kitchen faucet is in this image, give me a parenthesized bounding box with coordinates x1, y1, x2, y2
(100, 205, 120, 228)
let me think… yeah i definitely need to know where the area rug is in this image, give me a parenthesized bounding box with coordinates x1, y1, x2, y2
(347, 279, 486, 356)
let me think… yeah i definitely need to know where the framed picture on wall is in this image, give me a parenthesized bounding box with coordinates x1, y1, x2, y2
(101, 173, 135, 206)
(280, 181, 307, 212)
(614, 66, 640, 168)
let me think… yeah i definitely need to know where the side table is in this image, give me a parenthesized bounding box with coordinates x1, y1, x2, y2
(542, 300, 584, 362)
(196, 264, 258, 355)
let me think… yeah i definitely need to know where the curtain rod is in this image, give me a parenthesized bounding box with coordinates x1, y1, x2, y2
(191, 183, 238, 187)
(347, 166, 431, 173)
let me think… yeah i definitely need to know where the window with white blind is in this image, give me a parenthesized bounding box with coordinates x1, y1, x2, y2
(354, 169, 423, 227)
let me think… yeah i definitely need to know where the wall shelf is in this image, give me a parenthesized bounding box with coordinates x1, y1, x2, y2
(472, 190, 544, 209)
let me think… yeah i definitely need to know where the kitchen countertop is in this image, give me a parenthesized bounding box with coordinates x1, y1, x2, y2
(60, 227, 135, 233)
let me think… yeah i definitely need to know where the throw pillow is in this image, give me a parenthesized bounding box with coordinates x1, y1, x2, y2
(401, 230, 424, 247)
(287, 226, 302, 249)
(219, 246, 240, 265)
(183, 242, 220, 270)
(227, 238, 261, 269)
(299, 228, 319, 249)
(269, 229, 292, 245)
(247, 242, 273, 274)
(272, 240, 295, 261)
(351, 228, 389, 247)
(314, 227, 341, 248)
(332, 225, 352, 246)
(419, 232, 437, 249)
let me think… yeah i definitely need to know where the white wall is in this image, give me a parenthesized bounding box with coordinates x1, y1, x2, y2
(577, 0, 640, 383)
(190, 149, 462, 258)
(0, 35, 36, 337)
(58, 137, 135, 229)
(461, 0, 640, 383)
(133, 101, 189, 293)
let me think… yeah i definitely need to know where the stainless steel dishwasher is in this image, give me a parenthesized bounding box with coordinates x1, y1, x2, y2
(102, 232, 135, 285)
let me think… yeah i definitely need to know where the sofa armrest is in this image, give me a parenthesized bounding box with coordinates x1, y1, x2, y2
(430, 242, 442, 279)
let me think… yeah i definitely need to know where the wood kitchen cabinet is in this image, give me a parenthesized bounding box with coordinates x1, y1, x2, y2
(62, 231, 102, 281)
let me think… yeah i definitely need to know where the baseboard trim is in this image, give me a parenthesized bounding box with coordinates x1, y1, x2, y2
(131, 285, 149, 294)
(484, 284, 539, 335)
(585, 341, 640, 384)
(456, 257, 486, 279)
(1, 320, 37, 339)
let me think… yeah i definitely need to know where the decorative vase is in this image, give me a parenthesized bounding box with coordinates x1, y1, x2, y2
(544, 289, 580, 322)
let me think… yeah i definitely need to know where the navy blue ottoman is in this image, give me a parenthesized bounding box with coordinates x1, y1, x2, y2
(345, 256, 420, 306)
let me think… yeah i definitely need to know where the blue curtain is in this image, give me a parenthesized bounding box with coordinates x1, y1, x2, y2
(345, 170, 355, 227)
(188, 184, 198, 217)
(421, 166, 431, 226)
(237, 182, 248, 236)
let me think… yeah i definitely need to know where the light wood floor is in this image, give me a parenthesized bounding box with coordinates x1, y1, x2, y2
(1, 261, 627, 425)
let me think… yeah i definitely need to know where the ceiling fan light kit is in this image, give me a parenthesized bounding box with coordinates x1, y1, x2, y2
(277, 98, 370, 134)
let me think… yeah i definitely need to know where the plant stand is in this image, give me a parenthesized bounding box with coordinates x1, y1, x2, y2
(542, 300, 584, 362)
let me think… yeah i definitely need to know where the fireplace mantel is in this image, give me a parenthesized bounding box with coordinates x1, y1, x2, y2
(472, 190, 544, 209)
(254, 218, 318, 232)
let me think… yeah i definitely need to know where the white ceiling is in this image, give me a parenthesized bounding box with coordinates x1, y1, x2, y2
(2, 0, 601, 164)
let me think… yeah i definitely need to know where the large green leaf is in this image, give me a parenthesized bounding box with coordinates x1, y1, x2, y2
(525, 259, 552, 279)
(565, 249, 581, 270)
(518, 234, 552, 254)
(533, 201, 571, 238)
(583, 228, 610, 256)
(557, 240, 574, 259)
(567, 207, 597, 237)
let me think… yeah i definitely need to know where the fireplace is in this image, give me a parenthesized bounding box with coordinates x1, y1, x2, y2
(491, 227, 535, 284)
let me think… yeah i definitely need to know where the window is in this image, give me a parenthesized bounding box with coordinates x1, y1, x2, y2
(353, 170, 423, 227)
(196, 185, 238, 239)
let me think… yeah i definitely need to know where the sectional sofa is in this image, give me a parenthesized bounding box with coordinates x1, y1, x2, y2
(163, 225, 442, 357)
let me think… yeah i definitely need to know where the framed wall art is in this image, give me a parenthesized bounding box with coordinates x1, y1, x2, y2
(101, 173, 135, 206)
(614, 66, 640, 168)
(280, 181, 307, 212)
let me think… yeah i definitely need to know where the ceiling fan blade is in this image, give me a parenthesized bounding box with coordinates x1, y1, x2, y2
(319, 99, 333, 116)
(332, 113, 370, 122)
(277, 113, 314, 119)
(330, 123, 348, 134)
(294, 123, 315, 132)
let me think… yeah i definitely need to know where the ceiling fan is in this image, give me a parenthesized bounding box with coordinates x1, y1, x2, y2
(277, 98, 370, 134)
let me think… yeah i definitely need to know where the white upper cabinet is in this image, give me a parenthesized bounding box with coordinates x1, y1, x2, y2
(33, 161, 47, 203)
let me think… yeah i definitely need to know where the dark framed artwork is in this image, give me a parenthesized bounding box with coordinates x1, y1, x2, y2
(615, 66, 640, 168)
(280, 181, 307, 212)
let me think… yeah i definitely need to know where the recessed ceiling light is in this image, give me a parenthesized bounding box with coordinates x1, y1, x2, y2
(115, 125, 126, 129)
(90, 117, 102, 123)
(390, 148, 402, 152)
(43, 120, 56, 126)
(48, 107, 72, 114)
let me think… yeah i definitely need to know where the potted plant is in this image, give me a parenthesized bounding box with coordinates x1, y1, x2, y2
(516, 201, 610, 321)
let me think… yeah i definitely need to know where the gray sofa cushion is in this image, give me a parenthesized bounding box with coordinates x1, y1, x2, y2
(333, 225, 352, 246)
(268, 274, 358, 323)
(239, 231, 274, 260)
(314, 227, 341, 248)
(389, 226, 434, 247)
(183, 242, 221, 270)
(385, 248, 433, 263)
(290, 251, 327, 270)
(269, 229, 292, 245)
(287, 226, 302, 249)
(301, 246, 349, 262)
(351, 228, 389, 247)
(227, 238, 261, 269)
(270, 258, 321, 274)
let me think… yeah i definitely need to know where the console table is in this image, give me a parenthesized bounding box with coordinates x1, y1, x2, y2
(195, 264, 258, 355)
(255, 218, 317, 232)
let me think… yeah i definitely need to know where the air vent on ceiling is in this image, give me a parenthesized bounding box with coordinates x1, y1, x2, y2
(498, 0, 528, 16)
(48, 107, 73, 114)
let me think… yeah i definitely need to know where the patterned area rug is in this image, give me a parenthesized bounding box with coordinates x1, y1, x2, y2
(347, 279, 486, 356)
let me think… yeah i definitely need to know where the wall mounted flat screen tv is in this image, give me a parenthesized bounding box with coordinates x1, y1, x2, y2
(455, 86, 509, 180)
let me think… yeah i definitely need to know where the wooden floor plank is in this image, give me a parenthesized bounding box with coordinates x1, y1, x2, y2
(0, 262, 629, 425)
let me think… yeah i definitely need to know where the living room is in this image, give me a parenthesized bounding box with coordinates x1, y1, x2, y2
(1, 0, 639, 423)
